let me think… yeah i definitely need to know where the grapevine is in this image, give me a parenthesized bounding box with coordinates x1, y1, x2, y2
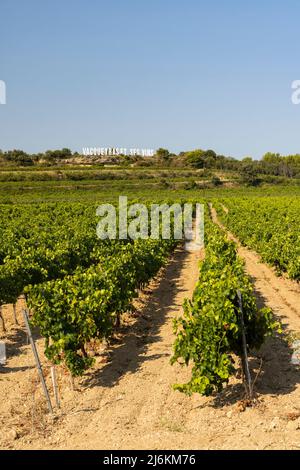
(171, 212, 278, 396)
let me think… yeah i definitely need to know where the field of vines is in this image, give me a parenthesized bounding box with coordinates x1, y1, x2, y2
(0, 189, 299, 399)
(0, 203, 176, 375)
(215, 197, 300, 281)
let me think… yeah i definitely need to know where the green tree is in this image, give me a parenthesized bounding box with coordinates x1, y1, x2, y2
(156, 148, 171, 162)
(184, 149, 205, 168)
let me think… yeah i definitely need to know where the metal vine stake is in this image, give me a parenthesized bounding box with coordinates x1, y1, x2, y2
(237, 290, 253, 400)
(22, 309, 53, 414)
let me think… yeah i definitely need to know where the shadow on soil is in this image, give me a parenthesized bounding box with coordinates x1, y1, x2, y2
(211, 277, 300, 408)
(81, 247, 190, 389)
(0, 364, 34, 374)
(4, 328, 29, 360)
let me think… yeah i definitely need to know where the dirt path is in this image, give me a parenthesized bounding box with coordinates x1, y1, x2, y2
(1, 229, 300, 450)
(44, 247, 203, 450)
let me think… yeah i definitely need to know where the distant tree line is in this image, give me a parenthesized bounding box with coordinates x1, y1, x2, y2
(155, 148, 300, 182)
(0, 148, 75, 166)
(1, 147, 300, 181)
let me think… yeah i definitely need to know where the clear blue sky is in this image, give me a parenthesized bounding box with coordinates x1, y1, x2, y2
(1, 0, 300, 159)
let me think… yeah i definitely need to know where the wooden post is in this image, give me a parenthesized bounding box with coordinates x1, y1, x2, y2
(51, 366, 60, 409)
(237, 290, 253, 400)
(70, 373, 76, 391)
(0, 305, 6, 332)
(22, 309, 53, 414)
